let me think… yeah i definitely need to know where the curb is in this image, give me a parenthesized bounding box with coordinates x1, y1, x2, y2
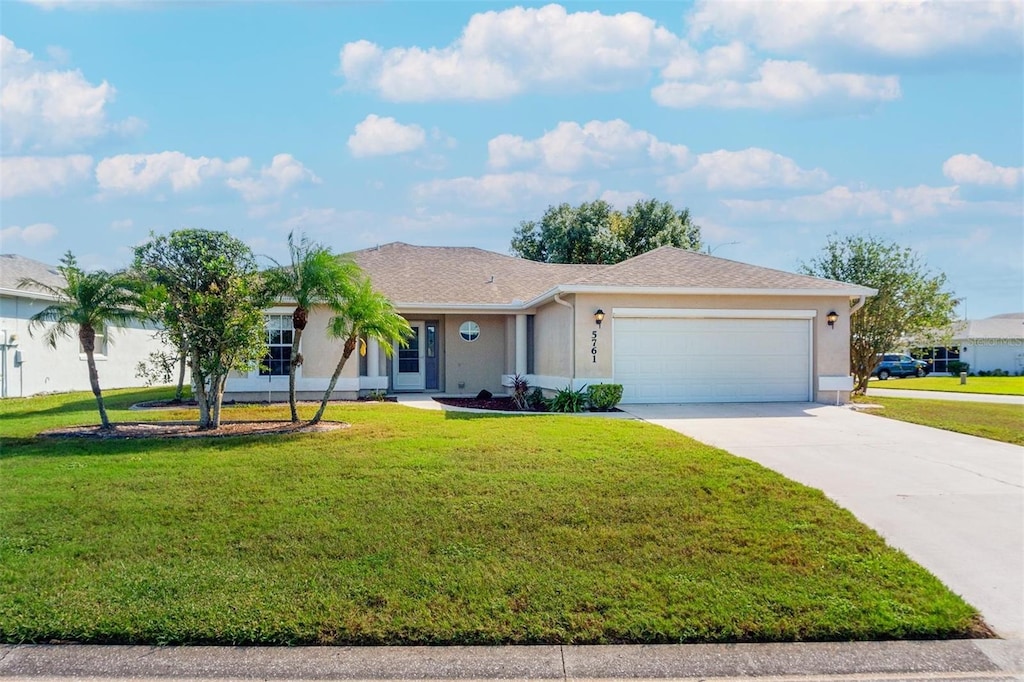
(1, 640, 1021, 680)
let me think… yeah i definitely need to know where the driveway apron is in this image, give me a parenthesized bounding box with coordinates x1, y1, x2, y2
(624, 403, 1024, 640)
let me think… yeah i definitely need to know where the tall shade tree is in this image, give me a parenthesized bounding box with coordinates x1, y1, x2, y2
(511, 199, 702, 264)
(265, 233, 360, 422)
(310, 278, 412, 426)
(18, 252, 141, 429)
(800, 234, 958, 394)
(135, 229, 271, 430)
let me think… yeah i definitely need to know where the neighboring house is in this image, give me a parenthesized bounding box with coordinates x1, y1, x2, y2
(227, 243, 874, 405)
(0, 254, 174, 398)
(913, 313, 1024, 374)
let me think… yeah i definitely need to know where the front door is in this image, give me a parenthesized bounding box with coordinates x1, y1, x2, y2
(393, 321, 425, 391)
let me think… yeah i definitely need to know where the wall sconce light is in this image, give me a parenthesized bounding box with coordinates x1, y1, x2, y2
(826, 311, 839, 329)
(594, 309, 605, 328)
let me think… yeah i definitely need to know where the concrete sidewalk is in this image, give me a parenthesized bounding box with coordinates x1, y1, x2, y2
(1, 639, 1021, 680)
(866, 388, 1024, 404)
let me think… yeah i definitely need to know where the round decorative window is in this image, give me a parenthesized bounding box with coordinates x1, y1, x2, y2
(459, 321, 480, 342)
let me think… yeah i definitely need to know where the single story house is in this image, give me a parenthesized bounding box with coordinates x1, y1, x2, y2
(0, 254, 176, 398)
(912, 313, 1024, 374)
(225, 243, 876, 405)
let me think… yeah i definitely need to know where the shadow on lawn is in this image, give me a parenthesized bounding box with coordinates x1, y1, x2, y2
(0, 425, 326, 459)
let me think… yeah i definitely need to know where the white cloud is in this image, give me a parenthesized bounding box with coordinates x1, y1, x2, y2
(0, 154, 93, 198)
(599, 189, 649, 210)
(488, 119, 689, 173)
(110, 218, 133, 231)
(226, 153, 320, 203)
(412, 172, 598, 209)
(347, 114, 426, 157)
(339, 4, 680, 101)
(96, 151, 250, 194)
(688, 0, 1023, 60)
(1, 35, 135, 151)
(653, 59, 900, 110)
(942, 154, 1022, 188)
(724, 184, 964, 224)
(663, 148, 830, 191)
(281, 207, 339, 233)
(1, 222, 58, 247)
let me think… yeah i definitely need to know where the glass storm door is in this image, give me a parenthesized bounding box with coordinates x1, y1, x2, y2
(393, 322, 425, 391)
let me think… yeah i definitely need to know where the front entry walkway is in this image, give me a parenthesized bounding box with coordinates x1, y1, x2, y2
(624, 402, 1024, 640)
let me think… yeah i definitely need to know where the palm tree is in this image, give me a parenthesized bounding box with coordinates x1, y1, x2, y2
(266, 233, 360, 422)
(309, 278, 412, 426)
(18, 252, 141, 429)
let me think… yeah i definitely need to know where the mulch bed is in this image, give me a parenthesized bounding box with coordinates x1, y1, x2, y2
(433, 397, 550, 412)
(39, 420, 349, 440)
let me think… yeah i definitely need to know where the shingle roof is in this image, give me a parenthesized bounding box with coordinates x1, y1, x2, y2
(349, 242, 873, 307)
(953, 316, 1024, 341)
(349, 243, 601, 305)
(0, 254, 64, 297)
(568, 245, 865, 291)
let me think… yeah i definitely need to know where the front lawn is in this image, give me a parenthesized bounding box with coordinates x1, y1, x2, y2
(856, 395, 1024, 446)
(870, 375, 1024, 396)
(1, 389, 982, 645)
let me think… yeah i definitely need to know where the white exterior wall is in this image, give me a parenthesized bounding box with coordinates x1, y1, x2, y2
(0, 293, 174, 398)
(961, 341, 1024, 374)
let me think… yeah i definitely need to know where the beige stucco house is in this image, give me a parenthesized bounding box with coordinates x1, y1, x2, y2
(225, 242, 876, 405)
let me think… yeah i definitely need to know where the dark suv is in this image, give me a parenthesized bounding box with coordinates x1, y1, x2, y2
(873, 353, 929, 380)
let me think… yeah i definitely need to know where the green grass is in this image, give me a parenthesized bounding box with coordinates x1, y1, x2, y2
(857, 395, 1024, 446)
(870, 375, 1024, 395)
(1, 388, 983, 645)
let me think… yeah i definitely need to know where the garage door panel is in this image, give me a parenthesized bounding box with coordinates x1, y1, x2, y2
(614, 317, 811, 404)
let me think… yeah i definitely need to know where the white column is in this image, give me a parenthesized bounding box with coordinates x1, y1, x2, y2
(515, 314, 528, 376)
(367, 337, 380, 377)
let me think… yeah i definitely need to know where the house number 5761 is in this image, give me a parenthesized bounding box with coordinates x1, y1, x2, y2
(591, 330, 598, 363)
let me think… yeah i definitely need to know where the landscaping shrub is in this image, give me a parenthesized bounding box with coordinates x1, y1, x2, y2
(527, 387, 547, 411)
(547, 385, 588, 413)
(587, 383, 623, 411)
(946, 360, 969, 374)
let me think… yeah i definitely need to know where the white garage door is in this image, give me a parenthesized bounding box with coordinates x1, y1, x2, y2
(614, 316, 811, 404)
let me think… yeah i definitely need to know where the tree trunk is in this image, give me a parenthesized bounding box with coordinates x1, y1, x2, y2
(288, 307, 307, 423)
(193, 350, 212, 429)
(175, 350, 187, 401)
(80, 326, 110, 430)
(310, 334, 357, 425)
(209, 372, 227, 429)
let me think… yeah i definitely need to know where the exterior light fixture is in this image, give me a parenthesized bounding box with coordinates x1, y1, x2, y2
(826, 310, 839, 328)
(594, 309, 605, 327)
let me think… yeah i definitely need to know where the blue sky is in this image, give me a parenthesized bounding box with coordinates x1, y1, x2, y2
(2, 0, 1022, 318)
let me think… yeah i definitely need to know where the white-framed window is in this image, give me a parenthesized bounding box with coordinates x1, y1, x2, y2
(79, 331, 108, 360)
(459, 320, 480, 342)
(260, 314, 293, 376)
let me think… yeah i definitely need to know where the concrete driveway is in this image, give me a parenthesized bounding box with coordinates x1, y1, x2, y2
(624, 402, 1024, 640)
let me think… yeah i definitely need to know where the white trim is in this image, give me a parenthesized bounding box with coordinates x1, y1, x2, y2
(395, 303, 538, 314)
(507, 374, 606, 391)
(612, 308, 818, 320)
(525, 284, 876, 309)
(0, 287, 58, 302)
(230, 375, 363, 392)
(359, 376, 388, 390)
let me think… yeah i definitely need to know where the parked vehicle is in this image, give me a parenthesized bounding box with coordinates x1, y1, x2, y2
(873, 353, 930, 380)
